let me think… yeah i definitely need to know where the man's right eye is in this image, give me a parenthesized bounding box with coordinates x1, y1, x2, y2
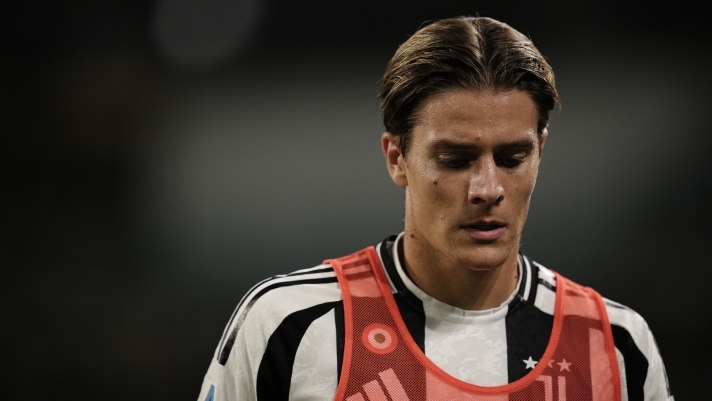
(439, 157, 469, 169)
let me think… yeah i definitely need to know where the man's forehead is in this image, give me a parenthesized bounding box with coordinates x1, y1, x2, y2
(412, 89, 540, 148)
(416, 89, 537, 121)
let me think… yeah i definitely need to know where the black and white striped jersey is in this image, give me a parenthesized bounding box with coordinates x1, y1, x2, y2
(197, 233, 673, 401)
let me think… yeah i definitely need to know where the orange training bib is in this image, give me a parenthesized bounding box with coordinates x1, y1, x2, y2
(325, 247, 621, 401)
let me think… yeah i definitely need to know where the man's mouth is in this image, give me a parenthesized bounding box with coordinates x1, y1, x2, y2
(463, 222, 506, 240)
(470, 224, 501, 231)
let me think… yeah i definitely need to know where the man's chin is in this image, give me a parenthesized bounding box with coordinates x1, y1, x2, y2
(454, 245, 517, 271)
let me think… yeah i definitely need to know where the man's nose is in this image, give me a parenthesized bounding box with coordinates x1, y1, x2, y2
(468, 156, 504, 205)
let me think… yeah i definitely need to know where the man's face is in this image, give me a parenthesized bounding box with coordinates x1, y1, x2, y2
(383, 89, 545, 272)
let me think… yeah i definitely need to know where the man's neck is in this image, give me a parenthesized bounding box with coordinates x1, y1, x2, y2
(398, 235, 520, 311)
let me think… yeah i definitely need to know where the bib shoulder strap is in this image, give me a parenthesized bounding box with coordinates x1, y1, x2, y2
(555, 272, 623, 401)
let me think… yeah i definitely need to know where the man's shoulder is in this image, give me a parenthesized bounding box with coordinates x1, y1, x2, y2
(531, 259, 639, 310)
(601, 297, 648, 329)
(235, 264, 343, 325)
(528, 258, 652, 334)
(529, 259, 672, 399)
(214, 263, 343, 366)
(599, 294, 671, 399)
(530, 259, 659, 355)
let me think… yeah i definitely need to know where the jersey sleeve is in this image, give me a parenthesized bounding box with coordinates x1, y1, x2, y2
(196, 353, 254, 401)
(196, 290, 269, 401)
(641, 328, 673, 401)
(604, 299, 673, 401)
(196, 265, 343, 401)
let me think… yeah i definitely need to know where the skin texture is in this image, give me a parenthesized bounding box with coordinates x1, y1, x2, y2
(382, 89, 547, 310)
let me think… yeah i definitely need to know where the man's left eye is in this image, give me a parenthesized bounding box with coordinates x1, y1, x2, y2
(497, 155, 526, 168)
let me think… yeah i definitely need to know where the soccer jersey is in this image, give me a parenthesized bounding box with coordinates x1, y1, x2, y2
(197, 233, 673, 401)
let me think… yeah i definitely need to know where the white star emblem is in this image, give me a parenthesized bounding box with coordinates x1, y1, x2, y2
(523, 356, 538, 369)
(547, 359, 555, 368)
(557, 358, 571, 371)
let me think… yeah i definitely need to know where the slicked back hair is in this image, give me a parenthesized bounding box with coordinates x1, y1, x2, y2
(378, 16, 560, 156)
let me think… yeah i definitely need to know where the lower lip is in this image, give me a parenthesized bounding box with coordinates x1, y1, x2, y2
(463, 226, 506, 241)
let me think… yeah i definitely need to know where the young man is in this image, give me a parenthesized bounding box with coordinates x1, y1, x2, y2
(197, 17, 673, 401)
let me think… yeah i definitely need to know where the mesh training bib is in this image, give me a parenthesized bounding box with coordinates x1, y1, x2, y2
(325, 247, 621, 401)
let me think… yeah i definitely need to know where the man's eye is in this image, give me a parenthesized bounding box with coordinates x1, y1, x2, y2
(439, 157, 469, 169)
(497, 155, 526, 168)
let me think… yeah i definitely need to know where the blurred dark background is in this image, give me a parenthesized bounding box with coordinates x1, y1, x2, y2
(2, 1, 709, 399)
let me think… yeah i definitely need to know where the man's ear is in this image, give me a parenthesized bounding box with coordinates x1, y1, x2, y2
(538, 128, 548, 156)
(382, 132, 408, 187)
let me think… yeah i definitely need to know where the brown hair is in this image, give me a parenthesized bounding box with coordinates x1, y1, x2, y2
(379, 16, 560, 156)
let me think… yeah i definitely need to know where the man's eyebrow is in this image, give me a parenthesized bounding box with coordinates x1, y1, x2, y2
(495, 139, 537, 151)
(429, 139, 476, 150)
(429, 139, 537, 151)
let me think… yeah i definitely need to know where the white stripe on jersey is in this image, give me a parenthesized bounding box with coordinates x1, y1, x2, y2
(522, 255, 533, 301)
(534, 261, 557, 289)
(288, 264, 337, 275)
(616, 347, 630, 401)
(289, 308, 339, 401)
(534, 267, 557, 315)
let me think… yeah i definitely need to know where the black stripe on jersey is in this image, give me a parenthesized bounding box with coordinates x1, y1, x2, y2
(538, 277, 555, 292)
(394, 294, 426, 352)
(506, 258, 553, 382)
(334, 302, 345, 379)
(611, 324, 648, 401)
(256, 301, 341, 401)
(218, 276, 339, 365)
(505, 298, 554, 381)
